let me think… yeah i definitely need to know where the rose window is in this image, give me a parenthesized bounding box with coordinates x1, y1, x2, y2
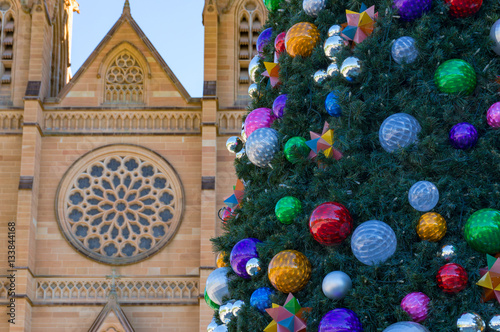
(56, 145, 184, 265)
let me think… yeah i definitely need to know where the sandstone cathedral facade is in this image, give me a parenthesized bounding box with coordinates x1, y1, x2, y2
(0, 0, 266, 331)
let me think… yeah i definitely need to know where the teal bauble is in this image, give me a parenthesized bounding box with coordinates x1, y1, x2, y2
(275, 196, 302, 224)
(464, 209, 500, 254)
(284, 137, 309, 164)
(264, 0, 281, 11)
(434, 59, 476, 95)
(204, 288, 220, 310)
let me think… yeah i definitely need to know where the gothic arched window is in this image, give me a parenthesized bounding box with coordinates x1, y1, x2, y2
(104, 52, 144, 104)
(0, 1, 15, 87)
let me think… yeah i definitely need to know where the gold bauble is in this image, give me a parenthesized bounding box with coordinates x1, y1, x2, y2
(417, 212, 447, 242)
(285, 22, 320, 58)
(216, 252, 229, 268)
(268, 250, 311, 293)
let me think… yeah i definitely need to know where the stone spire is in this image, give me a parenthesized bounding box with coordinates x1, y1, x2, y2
(123, 0, 130, 15)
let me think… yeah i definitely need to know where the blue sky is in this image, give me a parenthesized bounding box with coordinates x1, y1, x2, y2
(71, 0, 205, 97)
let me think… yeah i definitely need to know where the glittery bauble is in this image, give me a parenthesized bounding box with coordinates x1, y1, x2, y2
(327, 63, 339, 76)
(417, 212, 447, 242)
(219, 302, 234, 324)
(314, 70, 328, 83)
(268, 250, 311, 293)
(489, 315, 500, 331)
(226, 136, 243, 154)
(250, 287, 274, 313)
(457, 312, 485, 332)
(325, 91, 342, 117)
(309, 202, 353, 246)
(408, 181, 439, 212)
(205, 289, 220, 310)
(449, 122, 478, 150)
(340, 57, 362, 82)
(216, 252, 229, 268)
(244, 108, 276, 138)
(436, 263, 468, 293)
(264, 0, 281, 11)
(393, 0, 432, 21)
(206, 267, 230, 305)
(383, 322, 430, 332)
(248, 83, 258, 98)
(284, 137, 309, 164)
(322, 271, 352, 300)
(213, 326, 228, 332)
(444, 0, 482, 18)
(487, 102, 500, 128)
(275, 196, 302, 224)
(400, 292, 430, 322)
(392, 36, 418, 65)
(285, 22, 320, 58)
(245, 258, 262, 276)
(257, 28, 273, 54)
(379, 113, 421, 153)
(351, 220, 397, 266)
(328, 24, 342, 37)
(440, 244, 457, 261)
(319, 308, 363, 332)
(230, 238, 261, 279)
(249, 55, 261, 83)
(275, 31, 286, 53)
(246, 128, 280, 168)
(272, 94, 287, 118)
(491, 19, 500, 55)
(324, 36, 343, 61)
(303, 0, 326, 17)
(463, 208, 500, 254)
(434, 59, 476, 95)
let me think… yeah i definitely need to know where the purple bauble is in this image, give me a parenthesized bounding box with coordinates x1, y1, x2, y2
(487, 102, 500, 128)
(400, 292, 430, 323)
(257, 28, 273, 55)
(229, 238, 261, 279)
(244, 108, 276, 138)
(319, 308, 363, 332)
(393, 0, 432, 21)
(449, 122, 478, 150)
(272, 94, 288, 118)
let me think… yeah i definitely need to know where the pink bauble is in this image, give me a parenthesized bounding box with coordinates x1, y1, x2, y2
(244, 108, 276, 138)
(400, 292, 430, 323)
(487, 102, 500, 128)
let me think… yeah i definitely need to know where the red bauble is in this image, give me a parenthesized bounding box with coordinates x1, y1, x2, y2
(436, 263, 468, 293)
(275, 32, 286, 54)
(444, 0, 482, 18)
(309, 202, 353, 246)
(221, 207, 233, 223)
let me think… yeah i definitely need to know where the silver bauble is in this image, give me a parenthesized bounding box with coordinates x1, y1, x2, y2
(490, 19, 500, 55)
(327, 63, 339, 76)
(240, 126, 247, 143)
(213, 325, 228, 332)
(313, 70, 328, 83)
(383, 322, 430, 332)
(340, 56, 362, 82)
(322, 271, 352, 300)
(235, 148, 246, 159)
(226, 136, 243, 154)
(248, 83, 258, 97)
(232, 300, 244, 316)
(457, 312, 485, 332)
(324, 35, 343, 61)
(303, 0, 326, 17)
(408, 180, 439, 212)
(328, 24, 342, 37)
(379, 113, 421, 153)
(219, 302, 234, 324)
(440, 244, 457, 261)
(245, 257, 262, 276)
(206, 267, 230, 306)
(245, 127, 279, 168)
(489, 315, 500, 331)
(249, 55, 261, 83)
(207, 319, 219, 332)
(392, 36, 418, 65)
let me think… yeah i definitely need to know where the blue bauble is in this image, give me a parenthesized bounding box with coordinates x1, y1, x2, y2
(325, 91, 342, 117)
(250, 287, 274, 313)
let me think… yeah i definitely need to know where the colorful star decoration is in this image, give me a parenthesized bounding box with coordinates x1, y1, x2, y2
(477, 254, 500, 303)
(340, 3, 377, 45)
(306, 122, 343, 161)
(223, 179, 245, 209)
(264, 293, 310, 332)
(262, 61, 281, 87)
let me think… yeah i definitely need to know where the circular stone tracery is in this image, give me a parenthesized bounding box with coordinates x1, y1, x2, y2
(56, 145, 184, 265)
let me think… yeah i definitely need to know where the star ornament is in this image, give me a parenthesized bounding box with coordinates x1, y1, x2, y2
(477, 254, 500, 303)
(264, 294, 310, 332)
(306, 122, 343, 161)
(223, 179, 245, 209)
(262, 61, 281, 87)
(340, 3, 377, 45)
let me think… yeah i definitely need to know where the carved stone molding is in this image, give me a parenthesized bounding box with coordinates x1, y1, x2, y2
(0, 110, 23, 133)
(217, 110, 245, 135)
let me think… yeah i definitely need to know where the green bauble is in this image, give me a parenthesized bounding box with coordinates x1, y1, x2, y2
(275, 196, 302, 224)
(264, 0, 281, 11)
(204, 288, 219, 310)
(434, 59, 476, 95)
(284, 137, 309, 164)
(464, 209, 500, 254)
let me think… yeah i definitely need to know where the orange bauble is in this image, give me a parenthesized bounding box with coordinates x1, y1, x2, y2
(417, 212, 447, 242)
(268, 249, 311, 293)
(216, 252, 229, 268)
(285, 22, 320, 58)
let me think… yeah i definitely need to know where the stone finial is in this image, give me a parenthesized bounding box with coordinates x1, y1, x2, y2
(123, 0, 130, 15)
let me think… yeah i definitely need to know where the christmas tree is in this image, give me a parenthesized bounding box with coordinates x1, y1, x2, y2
(209, 0, 500, 330)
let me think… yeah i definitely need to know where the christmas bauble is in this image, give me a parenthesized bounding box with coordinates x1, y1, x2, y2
(440, 244, 457, 261)
(417, 212, 447, 242)
(464, 208, 500, 254)
(207, 319, 218, 332)
(434, 59, 476, 95)
(284, 137, 309, 164)
(436, 263, 468, 293)
(240, 123, 247, 143)
(351, 220, 397, 266)
(340, 56, 362, 82)
(322, 271, 352, 300)
(245, 257, 262, 276)
(379, 113, 421, 153)
(244, 108, 276, 138)
(325, 91, 342, 117)
(383, 322, 430, 332)
(249, 55, 261, 83)
(246, 128, 280, 168)
(264, 0, 281, 11)
(250, 287, 274, 313)
(216, 251, 228, 268)
(213, 326, 228, 332)
(226, 136, 243, 153)
(248, 83, 258, 98)
(408, 181, 439, 212)
(487, 102, 500, 128)
(272, 94, 287, 118)
(235, 148, 245, 159)
(445, 0, 482, 18)
(401, 292, 430, 322)
(231, 300, 244, 317)
(392, 36, 418, 64)
(220, 207, 233, 222)
(324, 35, 343, 61)
(319, 308, 363, 332)
(328, 24, 342, 37)
(285, 22, 320, 58)
(205, 289, 220, 310)
(490, 19, 500, 55)
(309, 202, 353, 246)
(457, 312, 485, 332)
(303, 0, 326, 17)
(206, 267, 230, 305)
(219, 302, 234, 324)
(489, 315, 500, 331)
(275, 196, 302, 224)
(393, 0, 432, 21)
(230, 238, 261, 279)
(314, 70, 328, 83)
(274, 31, 286, 54)
(449, 122, 478, 150)
(257, 28, 273, 55)
(268, 250, 311, 293)
(327, 63, 339, 76)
